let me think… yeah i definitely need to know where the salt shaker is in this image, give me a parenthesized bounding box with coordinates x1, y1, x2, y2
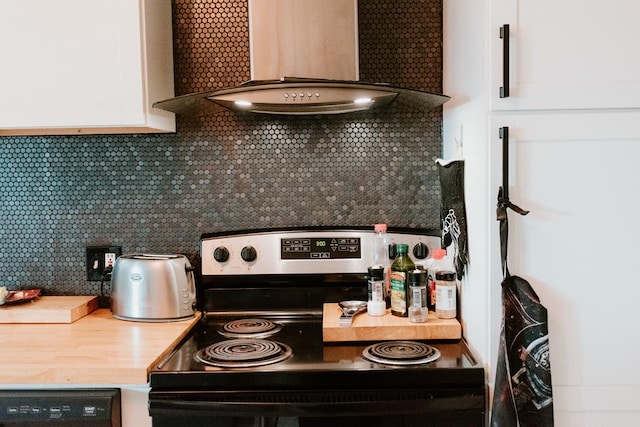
(408, 269, 428, 323)
(367, 266, 386, 316)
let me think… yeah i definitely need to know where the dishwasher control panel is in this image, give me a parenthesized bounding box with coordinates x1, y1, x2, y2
(0, 389, 120, 426)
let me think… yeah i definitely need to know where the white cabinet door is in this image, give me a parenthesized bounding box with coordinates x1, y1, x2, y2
(490, 112, 640, 425)
(491, 0, 640, 111)
(0, 0, 175, 135)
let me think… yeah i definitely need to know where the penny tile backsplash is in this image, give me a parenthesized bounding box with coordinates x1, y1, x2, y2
(0, 0, 443, 295)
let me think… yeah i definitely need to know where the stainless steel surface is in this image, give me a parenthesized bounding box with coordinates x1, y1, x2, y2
(152, 0, 449, 116)
(338, 300, 367, 326)
(110, 254, 196, 322)
(200, 227, 440, 276)
(153, 79, 449, 116)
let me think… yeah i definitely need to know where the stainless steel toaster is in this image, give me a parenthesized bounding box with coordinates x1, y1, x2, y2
(110, 254, 196, 322)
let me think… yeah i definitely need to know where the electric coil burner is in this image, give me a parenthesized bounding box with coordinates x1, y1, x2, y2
(219, 318, 283, 338)
(149, 227, 486, 427)
(361, 341, 441, 366)
(196, 339, 293, 368)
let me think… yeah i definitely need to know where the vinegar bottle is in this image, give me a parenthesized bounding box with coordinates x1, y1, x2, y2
(372, 223, 389, 267)
(390, 243, 415, 317)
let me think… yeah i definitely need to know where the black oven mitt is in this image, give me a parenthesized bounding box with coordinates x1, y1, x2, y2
(437, 159, 469, 279)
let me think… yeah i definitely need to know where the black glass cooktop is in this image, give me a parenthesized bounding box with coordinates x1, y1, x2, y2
(151, 315, 483, 390)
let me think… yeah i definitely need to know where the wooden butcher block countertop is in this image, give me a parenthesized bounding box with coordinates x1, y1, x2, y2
(0, 308, 200, 385)
(0, 296, 98, 323)
(322, 303, 461, 342)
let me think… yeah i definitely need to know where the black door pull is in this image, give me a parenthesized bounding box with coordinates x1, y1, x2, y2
(500, 24, 510, 98)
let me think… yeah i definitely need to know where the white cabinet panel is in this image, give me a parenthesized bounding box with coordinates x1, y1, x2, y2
(490, 113, 640, 416)
(491, 0, 640, 110)
(554, 385, 640, 427)
(0, 0, 175, 135)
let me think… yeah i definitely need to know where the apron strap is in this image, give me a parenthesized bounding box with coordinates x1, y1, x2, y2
(497, 186, 529, 279)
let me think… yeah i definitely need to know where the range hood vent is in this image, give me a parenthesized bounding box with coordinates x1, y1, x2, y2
(153, 0, 449, 116)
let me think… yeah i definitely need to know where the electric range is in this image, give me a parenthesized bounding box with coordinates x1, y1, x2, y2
(149, 227, 485, 427)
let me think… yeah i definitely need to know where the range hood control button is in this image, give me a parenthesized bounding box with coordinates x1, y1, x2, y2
(213, 247, 230, 263)
(241, 246, 257, 262)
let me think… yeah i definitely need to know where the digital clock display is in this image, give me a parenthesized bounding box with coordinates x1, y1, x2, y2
(281, 237, 361, 260)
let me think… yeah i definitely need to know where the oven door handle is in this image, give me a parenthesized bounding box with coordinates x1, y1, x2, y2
(149, 389, 485, 418)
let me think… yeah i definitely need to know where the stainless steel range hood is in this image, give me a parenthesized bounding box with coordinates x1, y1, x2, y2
(153, 0, 449, 116)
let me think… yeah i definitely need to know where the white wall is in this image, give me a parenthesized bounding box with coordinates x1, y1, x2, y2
(442, 0, 495, 376)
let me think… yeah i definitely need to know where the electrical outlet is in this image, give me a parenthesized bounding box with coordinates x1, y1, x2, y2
(86, 246, 122, 281)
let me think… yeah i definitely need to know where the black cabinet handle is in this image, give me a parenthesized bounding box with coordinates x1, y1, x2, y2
(499, 127, 510, 200)
(500, 24, 510, 98)
(498, 126, 529, 219)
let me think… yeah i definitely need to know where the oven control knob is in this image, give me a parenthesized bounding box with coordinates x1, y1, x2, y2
(413, 242, 430, 259)
(213, 246, 230, 263)
(388, 243, 398, 260)
(241, 245, 257, 262)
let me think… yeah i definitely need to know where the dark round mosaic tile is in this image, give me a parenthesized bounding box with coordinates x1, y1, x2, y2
(0, 0, 443, 295)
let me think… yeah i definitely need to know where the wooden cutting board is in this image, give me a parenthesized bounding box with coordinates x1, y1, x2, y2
(0, 296, 98, 324)
(322, 303, 461, 342)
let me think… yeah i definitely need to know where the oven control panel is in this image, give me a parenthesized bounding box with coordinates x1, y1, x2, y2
(281, 237, 361, 260)
(201, 228, 440, 276)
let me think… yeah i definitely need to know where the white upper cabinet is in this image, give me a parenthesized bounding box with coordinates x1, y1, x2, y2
(491, 0, 640, 111)
(0, 0, 175, 135)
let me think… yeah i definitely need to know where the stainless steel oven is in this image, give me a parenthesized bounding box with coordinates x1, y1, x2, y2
(149, 227, 485, 427)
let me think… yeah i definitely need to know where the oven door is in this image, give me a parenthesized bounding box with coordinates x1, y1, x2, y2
(149, 387, 485, 427)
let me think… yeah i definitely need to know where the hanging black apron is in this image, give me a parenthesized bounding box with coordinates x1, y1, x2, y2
(491, 129, 554, 427)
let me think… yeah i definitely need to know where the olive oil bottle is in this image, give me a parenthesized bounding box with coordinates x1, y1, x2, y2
(390, 243, 415, 317)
